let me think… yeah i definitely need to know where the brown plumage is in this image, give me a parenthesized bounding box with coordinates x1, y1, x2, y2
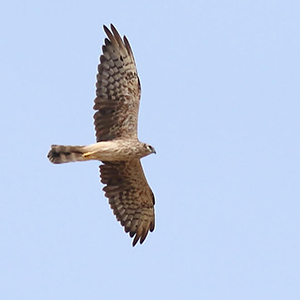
(47, 24, 156, 246)
(100, 160, 155, 246)
(94, 25, 141, 141)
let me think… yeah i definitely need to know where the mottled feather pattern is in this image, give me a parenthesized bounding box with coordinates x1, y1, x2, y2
(48, 145, 85, 164)
(100, 160, 155, 246)
(93, 24, 141, 142)
(48, 24, 155, 246)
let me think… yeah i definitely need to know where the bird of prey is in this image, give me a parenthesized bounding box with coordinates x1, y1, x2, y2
(47, 24, 156, 246)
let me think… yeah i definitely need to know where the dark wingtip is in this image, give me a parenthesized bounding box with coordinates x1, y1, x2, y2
(131, 231, 140, 247)
(110, 23, 117, 32)
(103, 24, 109, 34)
(132, 237, 138, 247)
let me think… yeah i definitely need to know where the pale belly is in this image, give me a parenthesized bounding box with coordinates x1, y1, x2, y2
(82, 140, 144, 161)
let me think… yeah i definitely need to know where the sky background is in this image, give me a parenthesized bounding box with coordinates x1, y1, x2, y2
(1, 0, 299, 299)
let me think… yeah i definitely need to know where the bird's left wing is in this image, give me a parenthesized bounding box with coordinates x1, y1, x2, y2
(93, 24, 141, 142)
(100, 160, 155, 246)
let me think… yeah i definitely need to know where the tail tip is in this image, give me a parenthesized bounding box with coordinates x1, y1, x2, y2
(47, 147, 61, 164)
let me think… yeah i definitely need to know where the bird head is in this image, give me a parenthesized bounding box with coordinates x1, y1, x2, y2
(144, 143, 156, 155)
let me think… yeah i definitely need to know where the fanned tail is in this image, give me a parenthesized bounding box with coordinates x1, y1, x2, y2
(47, 145, 86, 164)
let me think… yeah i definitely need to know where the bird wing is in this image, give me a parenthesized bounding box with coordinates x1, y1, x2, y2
(93, 24, 141, 142)
(100, 160, 155, 246)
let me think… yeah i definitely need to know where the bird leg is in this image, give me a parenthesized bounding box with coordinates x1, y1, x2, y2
(82, 151, 98, 158)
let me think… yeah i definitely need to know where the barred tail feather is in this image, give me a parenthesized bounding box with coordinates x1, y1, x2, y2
(47, 145, 86, 164)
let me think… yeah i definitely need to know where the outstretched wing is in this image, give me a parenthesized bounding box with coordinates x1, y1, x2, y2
(93, 24, 141, 142)
(100, 160, 155, 246)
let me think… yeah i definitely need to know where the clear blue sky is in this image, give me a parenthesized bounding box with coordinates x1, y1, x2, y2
(1, 1, 299, 299)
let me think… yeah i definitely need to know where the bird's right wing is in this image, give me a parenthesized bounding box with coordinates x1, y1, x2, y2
(100, 159, 155, 246)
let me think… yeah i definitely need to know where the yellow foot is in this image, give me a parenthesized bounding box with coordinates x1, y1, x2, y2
(83, 151, 97, 158)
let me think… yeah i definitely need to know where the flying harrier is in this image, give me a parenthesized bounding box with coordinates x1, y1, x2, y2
(48, 24, 156, 246)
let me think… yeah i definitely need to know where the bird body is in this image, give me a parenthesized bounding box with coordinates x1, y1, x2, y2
(47, 24, 156, 246)
(49, 140, 155, 163)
